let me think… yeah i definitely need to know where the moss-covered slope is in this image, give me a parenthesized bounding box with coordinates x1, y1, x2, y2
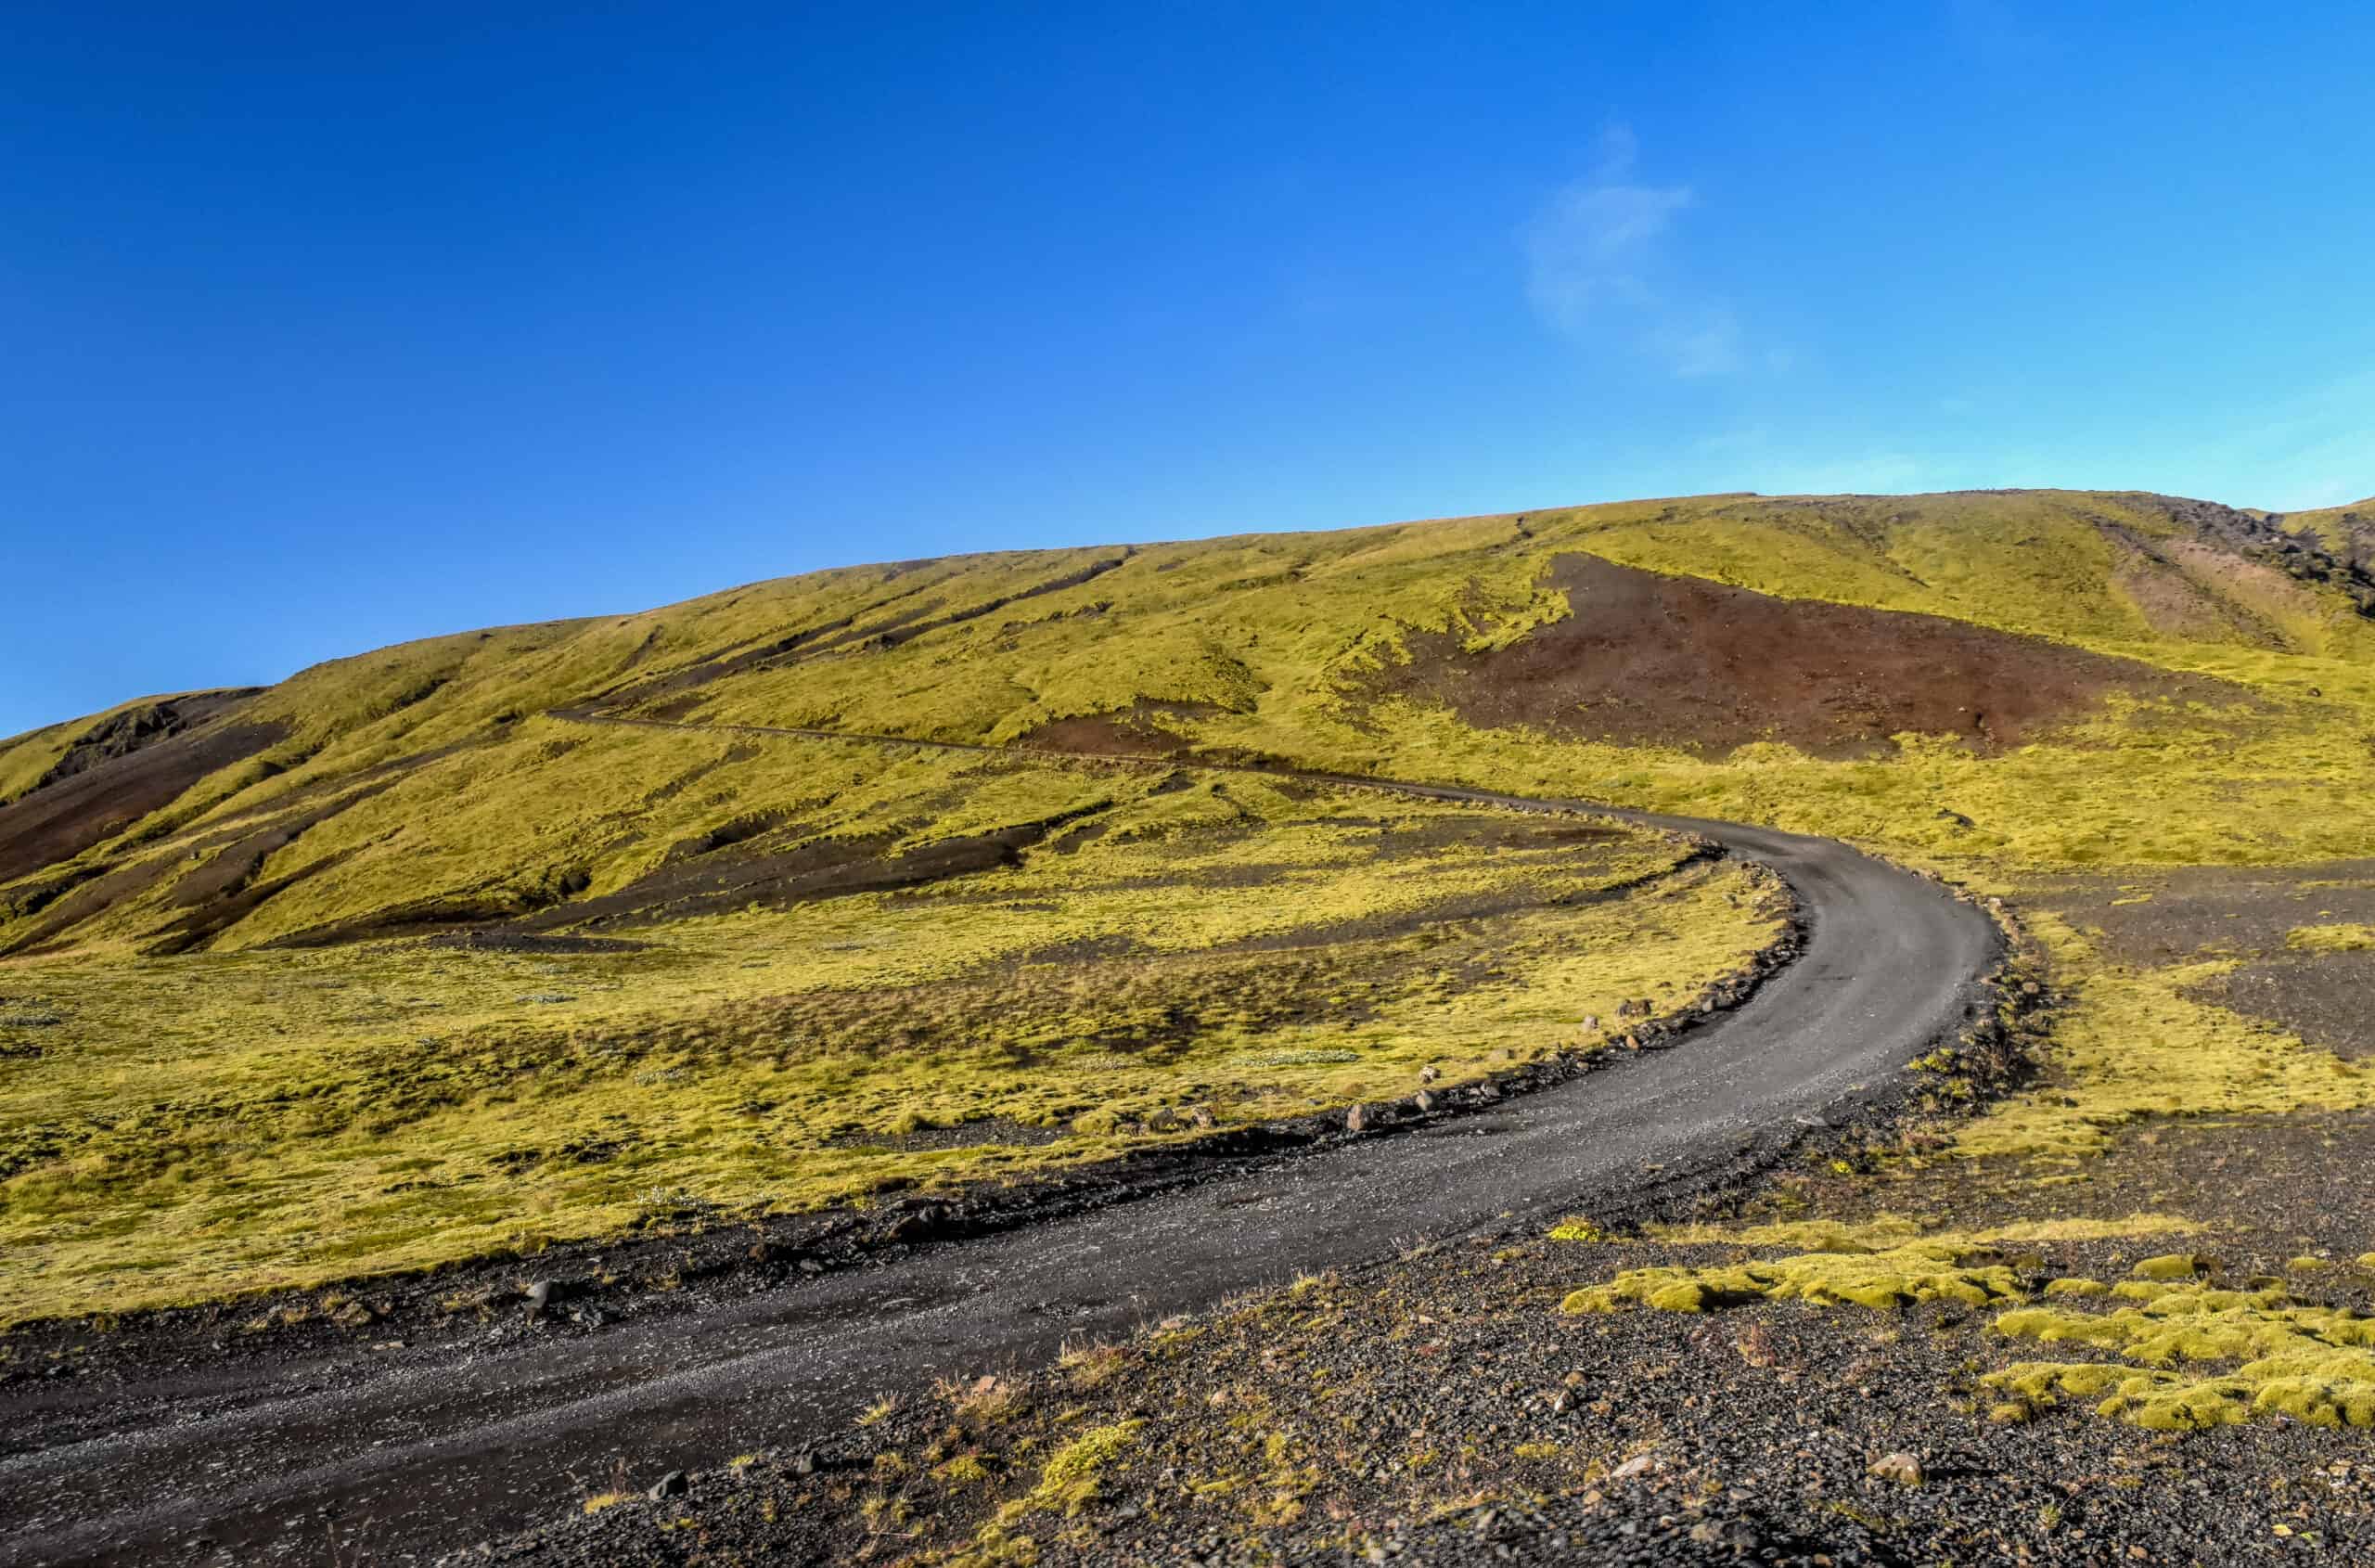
(6, 487, 2372, 958)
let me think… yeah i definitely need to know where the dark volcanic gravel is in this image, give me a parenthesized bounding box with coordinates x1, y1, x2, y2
(463, 1107, 2375, 1567)
(2026, 859, 2375, 967)
(461, 1241, 2375, 1567)
(468, 1087, 2375, 1568)
(2189, 951, 2375, 1060)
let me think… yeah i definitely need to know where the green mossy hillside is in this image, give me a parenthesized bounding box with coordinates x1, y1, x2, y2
(8, 484, 2373, 1328)
(11, 488, 2375, 958)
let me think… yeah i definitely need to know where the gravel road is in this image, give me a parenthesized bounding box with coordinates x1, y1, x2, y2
(0, 730, 1998, 1566)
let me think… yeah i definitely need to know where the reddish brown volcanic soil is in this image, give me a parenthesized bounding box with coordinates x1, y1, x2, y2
(1375, 554, 2229, 756)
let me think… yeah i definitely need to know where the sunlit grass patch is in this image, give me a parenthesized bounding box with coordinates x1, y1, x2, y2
(1640, 1214, 2203, 1252)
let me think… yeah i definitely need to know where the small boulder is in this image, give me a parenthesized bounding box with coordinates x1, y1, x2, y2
(1691, 1520, 1763, 1550)
(1345, 1103, 1373, 1134)
(521, 1280, 554, 1316)
(1413, 1089, 1435, 1114)
(1868, 1452, 1924, 1486)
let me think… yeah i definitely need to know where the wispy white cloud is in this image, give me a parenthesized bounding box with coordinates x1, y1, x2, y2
(1650, 309, 1746, 379)
(1691, 425, 1948, 495)
(1522, 126, 1745, 378)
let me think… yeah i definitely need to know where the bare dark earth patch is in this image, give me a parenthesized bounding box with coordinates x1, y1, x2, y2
(258, 889, 578, 949)
(0, 709, 287, 885)
(131, 773, 435, 954)
(502, 804, 1110, 935)
(17, 689, 260, 796)
(2023, 859, 2375, 1058)
(0, 750, 480, 953)
(2120, 494, 2375, 616)
(2191, 952, 2375, 1058)
(825, 1115, 1066, 1153)
(0, 855, 187, 957)
(238, 810, 1106, 949)
(1369, 554, 2234, 757)
(1018, 700, 1217, 759)
(2025, 859, 2375, 965)
(142, 847, 366, 956)
(422, 931, 652, 956)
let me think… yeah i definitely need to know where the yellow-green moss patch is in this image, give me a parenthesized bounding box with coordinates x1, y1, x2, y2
(1560, 1241, 2028, 1316)
(1008, 1420, 1143, 1518)
(1987, 1283, 2375, 1431)
(2287, 924, 2375, 954)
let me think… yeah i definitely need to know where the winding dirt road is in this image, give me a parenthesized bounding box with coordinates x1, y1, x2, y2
(0, 726, 1998, 1566)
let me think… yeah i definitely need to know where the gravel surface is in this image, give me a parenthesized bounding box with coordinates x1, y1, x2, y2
(472, 1109, 2375, 1567)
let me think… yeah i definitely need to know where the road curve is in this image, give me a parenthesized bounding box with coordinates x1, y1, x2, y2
(0, 725, 1999, 1567)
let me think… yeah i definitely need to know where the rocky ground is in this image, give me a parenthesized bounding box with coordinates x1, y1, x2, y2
(463, 1104, 2375, 1566)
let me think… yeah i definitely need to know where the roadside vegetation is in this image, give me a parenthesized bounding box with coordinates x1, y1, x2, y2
(0, 749, 1781, 1323)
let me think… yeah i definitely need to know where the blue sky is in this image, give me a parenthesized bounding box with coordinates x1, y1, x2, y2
(6, 1, 2372, 736)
